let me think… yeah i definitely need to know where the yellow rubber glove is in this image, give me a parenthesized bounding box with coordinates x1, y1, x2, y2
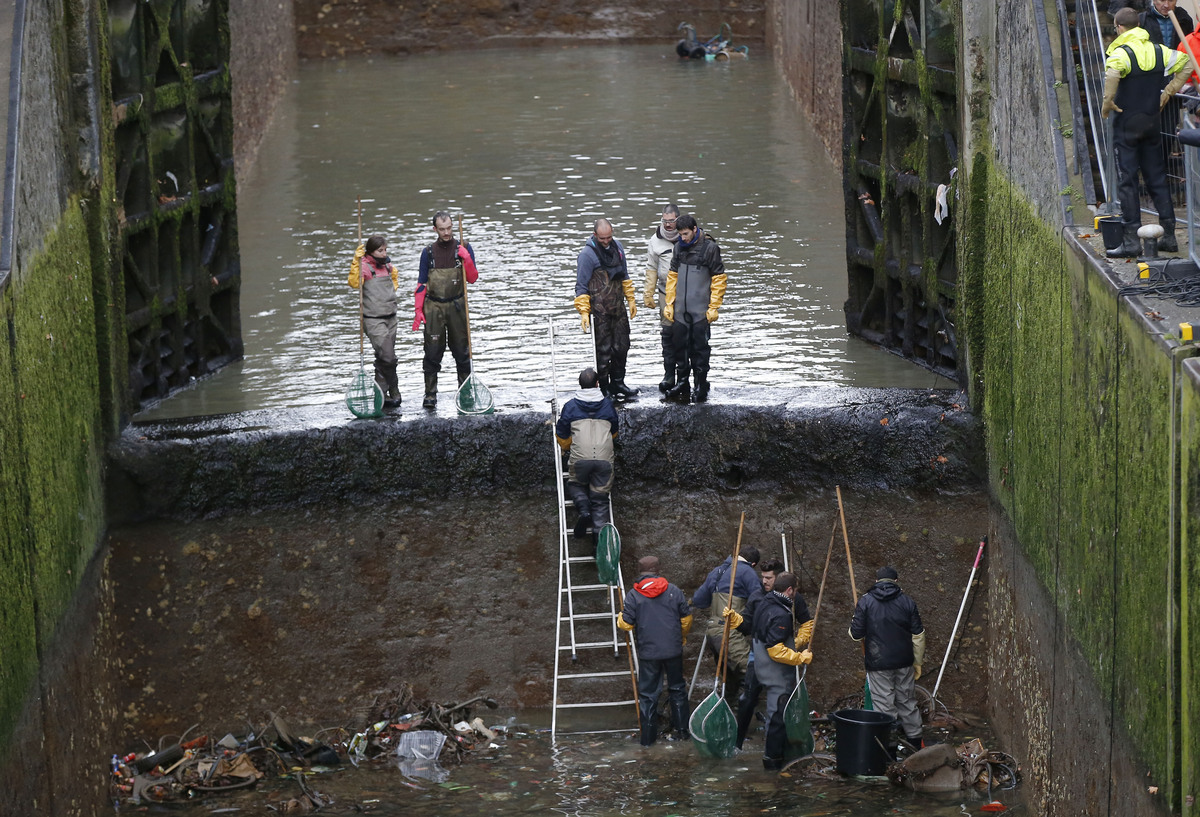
(914, 664, 922, 681)
(794, 619, 814, 649)
(348, 244, 366, 289)
(799, 648, 813, 665)
(1162, 59, 1191, 109)
(643, 268, 657, 309)
(708, 272, 727, 318)
(722, 607, 743, 630)
(621, 279, 637, 319)
(912, 630, 926, 669)
(767, 642, 813, 666)
(1101, 72, 1121, 117)
(681, 613, 693, 645)
(574, 294, 591, 332)
(664, 269, 677, 323)
(617, 613, 633, 632)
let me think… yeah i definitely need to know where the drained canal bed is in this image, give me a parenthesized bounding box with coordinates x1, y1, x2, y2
(113, 716, 1025, 816)
(137, 44, 953, 421)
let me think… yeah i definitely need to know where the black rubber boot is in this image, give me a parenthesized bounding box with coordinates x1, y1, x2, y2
(639, 703, 658, 747)
(658, 363, 675, 393)
(610, 381, 640, 400)
(692, 375, 709, 404)
(762, 756, 783, 771)
(669, 700, 690, 740)
(1107, 224, 1140, 258)
(574, 511, 592, 539)
(1160, 219, 1179, 253)
(423, 373, 437, 409)
(666, 377, 691, 404)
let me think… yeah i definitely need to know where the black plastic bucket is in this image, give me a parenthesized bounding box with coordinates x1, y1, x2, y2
(831, 708, 895, 775)
(1097, 216, 1124, 251)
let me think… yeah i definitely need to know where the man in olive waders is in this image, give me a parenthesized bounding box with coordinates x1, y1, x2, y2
(1102, 6, 1191, 257)
(574, 218, 640, 401)
(724, 571, 812, 770)
(663, 213, 726, 404)
(618, 555, 693, 745)
(413, 211, 479, 409)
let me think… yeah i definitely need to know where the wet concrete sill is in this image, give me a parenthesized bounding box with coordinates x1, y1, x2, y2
(108, 386, 983, 523)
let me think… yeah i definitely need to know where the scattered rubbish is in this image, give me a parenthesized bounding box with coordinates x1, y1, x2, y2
(886, 737, 1021, 795)
(109, 685, 503, 808)
(674, 21, 749, 61)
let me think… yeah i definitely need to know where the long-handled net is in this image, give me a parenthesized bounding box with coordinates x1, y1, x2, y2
(346, 197, 383, 419)
(690, 512, 745, 759)
(594, 523, 621, 586)
(454, 216, 494, 416)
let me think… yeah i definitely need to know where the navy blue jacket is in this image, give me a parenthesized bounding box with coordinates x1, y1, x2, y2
(622, 573, 691, 661)
(693, 556, 761, 611)
(750, 590, 811, 648)
(849, 580, 924, 671)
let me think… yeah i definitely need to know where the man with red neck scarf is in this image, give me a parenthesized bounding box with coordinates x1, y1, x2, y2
(574, 218, 640, 401)
(413, 211, 479, 409)
(618, 556, 693, 746)
(663, 213, 726, 404)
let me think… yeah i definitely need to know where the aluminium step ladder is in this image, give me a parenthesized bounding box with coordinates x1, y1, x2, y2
(547, 316, 639, 740)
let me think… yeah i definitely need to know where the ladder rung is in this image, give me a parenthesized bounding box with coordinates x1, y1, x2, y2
(556, 700, 638, 709)
(553, 728, 638, 735)
(567, 556, 597, 563)
(564, 584, 614, 592)
(561, 641, 621, 650)
(558, 670, 631, 679)
(560, 612, 613, 621)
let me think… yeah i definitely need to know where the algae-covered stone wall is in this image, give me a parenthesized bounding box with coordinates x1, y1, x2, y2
(963, 158, 1185, 815)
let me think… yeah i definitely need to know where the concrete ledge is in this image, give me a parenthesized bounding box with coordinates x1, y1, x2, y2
(107, 387, 983, 522)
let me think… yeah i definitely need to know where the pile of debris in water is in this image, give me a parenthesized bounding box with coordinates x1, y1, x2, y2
(109, 686, 502, 809)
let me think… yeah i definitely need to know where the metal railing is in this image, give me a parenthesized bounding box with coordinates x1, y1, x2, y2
(0, 0, 26, 294)
(1075, 0, 1117, 205)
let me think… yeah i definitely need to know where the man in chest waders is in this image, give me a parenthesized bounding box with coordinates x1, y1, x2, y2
(413, 211, 479, 409)
(1102, 7, 1191, 257)
(692, 546, 761, 706)
(663, 213, 726, 404)
(349, 236, 402, 408)
(573, 219, 640, 401)
(725, 571, 812, 770)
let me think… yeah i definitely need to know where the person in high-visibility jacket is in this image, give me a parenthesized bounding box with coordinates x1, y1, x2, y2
(349, 235, 402, 408)
(1102, 7, 1192, 257)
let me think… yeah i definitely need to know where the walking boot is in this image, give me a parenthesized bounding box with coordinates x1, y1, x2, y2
(692, 376, 709, 404)
(384, 389, 402, 409)
(666, 377, 691, 404)
(659, 363, 675, 393)
(609, 381, 640, 401)
(1160, 219, 1179, 253)
(1107, 224, 1140, 258)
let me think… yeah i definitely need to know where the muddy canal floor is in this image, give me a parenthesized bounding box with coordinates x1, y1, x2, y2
(115, 717, 1025, 816)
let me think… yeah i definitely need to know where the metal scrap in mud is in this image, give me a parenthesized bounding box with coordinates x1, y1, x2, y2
(109, 686, 503, 809)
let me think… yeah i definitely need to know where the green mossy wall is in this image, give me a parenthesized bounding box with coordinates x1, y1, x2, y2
(965, 154, 1186, 801)
(0, 200, 106, 742)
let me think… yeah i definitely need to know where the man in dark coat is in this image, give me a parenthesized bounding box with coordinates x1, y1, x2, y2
(663, 213, 727, 404)
(849, 565, 927, 748)
(725, 571, 812, 770)
(618, 556, 693, 746)
(692, 546, 761, 704)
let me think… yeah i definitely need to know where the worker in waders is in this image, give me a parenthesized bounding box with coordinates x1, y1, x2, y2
(663, 213, 726, 404)
(724, 571, 812, 770)
(554, 367, 619, 542)
(413, 211, 479, 409)
(849, 565, 926, 750)
(732, 558, 790, 749)
(618, 556, 693, 746)
(1102, 7, 1191, 257)
(573, 219, 640, 401)
(349, 235, 402, 408)
(643, 204, 682, 393)
(692, 546, 761, 706)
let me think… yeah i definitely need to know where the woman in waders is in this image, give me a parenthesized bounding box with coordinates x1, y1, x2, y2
(349, 235, 402, 408)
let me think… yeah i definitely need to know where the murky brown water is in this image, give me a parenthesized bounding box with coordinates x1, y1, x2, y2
(136, 45, 953, 420)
